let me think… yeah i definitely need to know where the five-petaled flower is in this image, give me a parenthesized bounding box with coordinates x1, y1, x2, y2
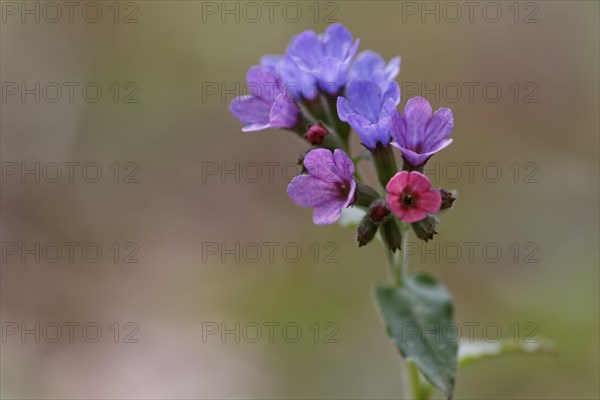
(390, 96, 454, 167)
(386, 171, 442, 223)
(286, 23, 360, 95)
(229, 66, 299, 132)
(287, 149, 357, 225)
(337, 79, 400, 150)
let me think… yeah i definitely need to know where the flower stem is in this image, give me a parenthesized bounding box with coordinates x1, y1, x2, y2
(408, 362, 422, 400)
(400, 226, 410, 281)
(372, 143, 398, 190)
(384, 226, 427, 399)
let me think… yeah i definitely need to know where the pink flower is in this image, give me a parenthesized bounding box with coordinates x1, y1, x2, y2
(385, 171, 441, 223)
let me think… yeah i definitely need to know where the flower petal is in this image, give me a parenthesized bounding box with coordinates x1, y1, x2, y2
(333, 149, 355, 182)
(229, 95, 271, 126)
(384, 56, 401, 82)
(260, 54, 282, 71)
(269, 93, 298, 129)
(427, 138, 454, 155)
(386, 171, 411, 194)
(417, 190, 442, 214)
(313, 57, 346, 94)
(403, 96, 432, 150)
(349, 51, 400, 92)
(345, 113, 383, 150)
(408, 171, 432, 193)
(323, 23, 355, 59)
(390, 143, 432, 167)
(337, 96, 353, 122)
(246, 66, 279, 101)
(303, 149, 340, 183)
(287, 30, 323, 70)
(386, 193, 405, 217)
(382, 81, 401, 114)
(312, 199, 346, 225)
(349, 50, 385, 80)
(402, 208, 427, 223)
(390, 110, 406, 145)
(344, 80, 382, 123)
(287, 175, 339, 208)
(342, 179, 357, 208)
(423, 108, 453, 152)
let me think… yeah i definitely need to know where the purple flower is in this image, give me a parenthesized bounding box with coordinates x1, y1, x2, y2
(337, 79, 400, 150)
(286, 23, 360, 95)
(348, 50, 401, 92)
(390, 96, 454, 166)
(229, 66, 299, 132)
(287, 149, 357, 225)
(260, 55, 318, 100)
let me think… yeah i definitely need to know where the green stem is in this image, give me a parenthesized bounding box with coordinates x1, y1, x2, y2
(400, 226, 410, 281)
(409, 362, 420, 399)
(324, 92, 351, 143)
(372, 143, 398, 190)
(387, 227, 433, 400)
(319, 93, 351, 154)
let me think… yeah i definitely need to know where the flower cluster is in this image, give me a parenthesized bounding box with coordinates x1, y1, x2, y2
(230, 23, 456, 248)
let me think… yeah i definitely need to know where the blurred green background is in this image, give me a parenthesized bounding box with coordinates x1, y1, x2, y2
(1, 1, 598, 399)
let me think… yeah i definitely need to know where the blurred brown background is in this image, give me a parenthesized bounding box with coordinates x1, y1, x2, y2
(1, 1, 598, 399)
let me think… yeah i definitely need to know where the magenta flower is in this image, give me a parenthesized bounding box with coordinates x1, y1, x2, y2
(229, 66, 299, 132)
(386, 171, 441, 223)
(287, 149, 357, 225)
(390, 96, 454, 166)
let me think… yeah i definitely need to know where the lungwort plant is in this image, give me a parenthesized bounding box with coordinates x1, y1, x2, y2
(229, 23, 552, 399)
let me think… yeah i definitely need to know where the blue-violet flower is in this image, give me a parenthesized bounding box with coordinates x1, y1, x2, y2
(229, 66, 299, 132)
(286, 23, 359, 95)
(390, 96, 454, 166)
(287, 148, 356, 225)
(337, 79, 400, 150)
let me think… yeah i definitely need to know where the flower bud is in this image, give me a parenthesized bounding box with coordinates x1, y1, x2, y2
(356, 216, 378, 247)
(381, 218, 402, 253)
(368, 199, 391, 223)
(306, 123, 328, 145)
(411, 216, 439, 242)
(439, 188, 456, 210)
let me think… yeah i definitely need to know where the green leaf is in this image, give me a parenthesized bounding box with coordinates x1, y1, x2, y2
(458, 339, 556, 369)
(374, 273, 458, 399)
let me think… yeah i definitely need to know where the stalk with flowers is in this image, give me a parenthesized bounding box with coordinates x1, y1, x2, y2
(229, 24, 551, 399)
